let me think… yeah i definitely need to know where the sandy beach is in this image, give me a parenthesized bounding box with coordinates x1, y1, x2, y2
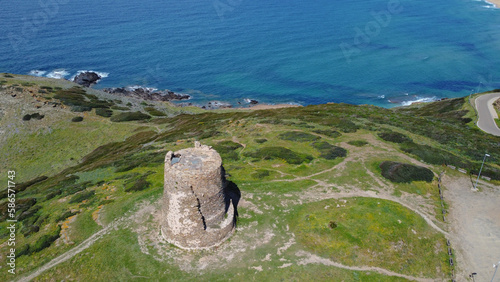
(486, 0, 500, 8)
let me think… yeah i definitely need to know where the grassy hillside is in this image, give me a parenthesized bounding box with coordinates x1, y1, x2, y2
(1, 73, 499, 281)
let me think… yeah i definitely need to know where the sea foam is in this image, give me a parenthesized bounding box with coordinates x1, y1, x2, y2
(46, 69, 70, 79)
(28, 70, 47, 77)
(400, 96, 439, 106)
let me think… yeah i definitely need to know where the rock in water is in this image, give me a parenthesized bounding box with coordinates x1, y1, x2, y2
(73, 72, 102, 87)
(102, 86, 190, 101)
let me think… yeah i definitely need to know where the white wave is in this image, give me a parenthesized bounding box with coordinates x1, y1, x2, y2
(28, 70, 47, 77)
(70, 70, 109, 82)
(46, 69, 70, 79)
(400, 96, 438, 106)
(377, 95, 385, 99)
(475, 0, 498, 8)
(126, 85, 158, 92)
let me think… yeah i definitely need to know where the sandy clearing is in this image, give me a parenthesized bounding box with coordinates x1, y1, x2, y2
(443, 175, 500, 281)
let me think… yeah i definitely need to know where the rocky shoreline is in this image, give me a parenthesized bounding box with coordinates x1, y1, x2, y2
(102, 86, 191, 102)
(72, 71, 261, 110)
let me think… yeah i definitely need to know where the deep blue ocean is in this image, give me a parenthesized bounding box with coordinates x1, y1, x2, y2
(1, 0, 499, 107)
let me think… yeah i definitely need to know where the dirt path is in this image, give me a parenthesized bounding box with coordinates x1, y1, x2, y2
(18, 226, 111, 282)
(296, 250, 436, 282)
(443, 174, 500, 281)
(271, 149, 448, 236)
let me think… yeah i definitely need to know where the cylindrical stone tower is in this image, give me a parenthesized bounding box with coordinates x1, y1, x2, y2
(161, 141, 235, 249)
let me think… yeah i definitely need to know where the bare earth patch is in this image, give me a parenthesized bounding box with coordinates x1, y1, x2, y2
(443, 175, 500, 281)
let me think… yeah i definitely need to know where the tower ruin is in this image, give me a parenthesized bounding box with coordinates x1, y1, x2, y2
(161, 141, 235, 249)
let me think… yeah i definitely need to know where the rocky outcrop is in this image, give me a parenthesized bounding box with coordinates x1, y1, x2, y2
(103, 86, 190, 102)
(73, 72, 102, 87)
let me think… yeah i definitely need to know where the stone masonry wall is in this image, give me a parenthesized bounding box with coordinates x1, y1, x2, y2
(161, 142, 235, 249)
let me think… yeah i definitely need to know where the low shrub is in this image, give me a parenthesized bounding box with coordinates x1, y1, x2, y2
(348, 140, 368, 147)
(71, 116, 84, 122)
(0, 176, 47, 200)
(243, 147, 313, 164)
(30, 225, 61, 253)
(113, 151, 164, 172)
(110, 111, 151, 122)
(21, 225, 40, 237)
(252, 169, 270, 179)
(379, 161, 434, 183)
(96, 108, 113, 117)
(69, 190, 95, 204)
(212, 141, 243, 161)
(56, 210, 78, 222)
(71, 105, 92, 112)
(4, 74, 14, 78)
(278, 131, 320, 142)
(45, 189, 62, 200)
(0, 198, 37, 221)
(18, 205, 41, 221)
(255, 138, 267, 144)
(125, 176, 151, 192)
(22, 113, 44, 121)
(312, 129, 342, 138)
(16, 244, 30, 257)
(399, 142, 470, 168)
(111, 105, 130, 111)
(312, 141, 347, 160)
(144, 107, 167, 116)
(378, 131, 412, 143)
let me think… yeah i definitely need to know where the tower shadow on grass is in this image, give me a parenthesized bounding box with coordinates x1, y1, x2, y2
(224, 181, 240, 226)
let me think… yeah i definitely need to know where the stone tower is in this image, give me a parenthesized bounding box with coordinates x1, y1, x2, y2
(161, 141, 235, 249)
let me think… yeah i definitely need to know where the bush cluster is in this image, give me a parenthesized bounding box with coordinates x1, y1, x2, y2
(278, 131, 320, 142)
(377, 131, 412, 143)
(252, 169, 271, 179)
(53, 87, 113, 112)
(0, 176, 47, 200)
(124, 176, 151, 192)
(243, 146, 313, 164)
(71, 116, 84, 122)
(312, 129, 342, 138)
(56, 210, 78, 222)
(29, 225, 61, 254)
(379, 161, 434, 183)
(212, 141, 243, 161)
(312, 141, 347, 160)
(69, 190, 95, 204)
(347, 140, 368, 147)
(22, 113, 45, 121)
(96, 108, 113, 117)
(111, 105, 131, 111)
(144, 107, 167, 116)
(110, 111, 151, 122)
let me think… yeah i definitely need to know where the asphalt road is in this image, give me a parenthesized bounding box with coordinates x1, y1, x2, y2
(475, 93, 500, 136)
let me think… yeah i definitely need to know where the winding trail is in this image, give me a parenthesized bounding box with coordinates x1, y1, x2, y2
(296, 251, 435, 282)
(17, 216, 124, 282)
(18, 135, 450, 281)
(475, 92, 500, 136)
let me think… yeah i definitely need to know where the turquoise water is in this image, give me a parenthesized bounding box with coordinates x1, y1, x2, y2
(0, 0, 499, 107)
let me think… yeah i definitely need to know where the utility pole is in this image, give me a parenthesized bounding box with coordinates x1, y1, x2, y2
(492, 261, 500, 282)
(473, 153, 490, 191)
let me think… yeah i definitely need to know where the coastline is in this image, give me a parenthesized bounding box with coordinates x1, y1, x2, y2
(485, 0, 499, 8)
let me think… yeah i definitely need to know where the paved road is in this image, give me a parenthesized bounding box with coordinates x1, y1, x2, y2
(475, 93, 500, 136)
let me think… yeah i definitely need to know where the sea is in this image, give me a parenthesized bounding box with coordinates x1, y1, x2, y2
(0, 0, 499, 107)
